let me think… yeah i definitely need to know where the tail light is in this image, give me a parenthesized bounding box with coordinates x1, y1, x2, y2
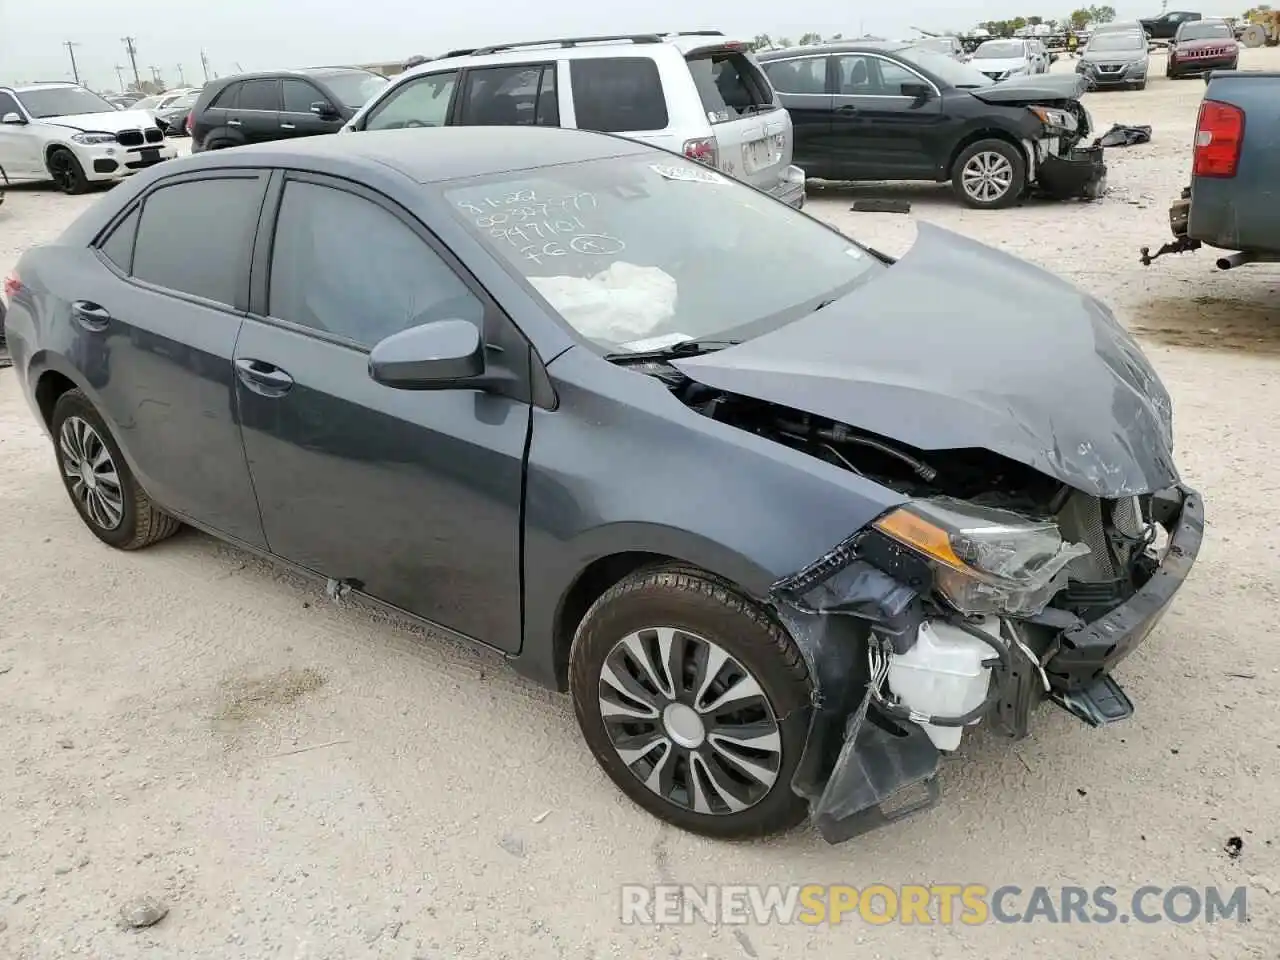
(1193, 99, 1245, 178)
(683, 136, 719, 166)
(1, 271, 19, 307)
(186, 110, 195, 132)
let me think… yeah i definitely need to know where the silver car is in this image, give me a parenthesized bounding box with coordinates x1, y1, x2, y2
(1077, 28, 1150, 89)
(342, 31, 806, 208)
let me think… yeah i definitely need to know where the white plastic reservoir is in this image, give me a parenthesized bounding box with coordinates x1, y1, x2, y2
(887, 617, 1001, 751)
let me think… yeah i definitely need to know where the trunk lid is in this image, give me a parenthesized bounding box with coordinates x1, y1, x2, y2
(673, 223, 1178, 498)
(683, 45, 792, 192)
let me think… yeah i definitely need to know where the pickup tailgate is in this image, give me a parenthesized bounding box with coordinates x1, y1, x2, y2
(1188, 70, 1280, 254)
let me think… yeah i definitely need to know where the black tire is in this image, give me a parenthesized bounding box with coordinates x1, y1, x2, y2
(951, 139, 1027, 210)
(46, 147, 89, 195)
(569, 565, 813, 840)
(50, 389, 182, 550)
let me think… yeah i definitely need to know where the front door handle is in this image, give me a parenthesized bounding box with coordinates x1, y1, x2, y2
(235, 358, 294, 396)
(227, 118, 241, 127)
(280, 122, 296, 130)
(71, 300, 112, 331)
(836, 104, 859, 113)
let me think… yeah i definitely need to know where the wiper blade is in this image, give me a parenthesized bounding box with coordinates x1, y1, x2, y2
(604, 339, 741, 362)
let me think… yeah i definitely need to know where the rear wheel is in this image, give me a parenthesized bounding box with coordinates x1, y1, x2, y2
(569, 566, 813, 839)
(50, 390, 182, 550)
(46, 147, 88, 195)
(951, 139, 1026, 210)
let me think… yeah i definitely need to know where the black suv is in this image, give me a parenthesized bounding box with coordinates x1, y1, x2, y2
(189, 67, 389, 152)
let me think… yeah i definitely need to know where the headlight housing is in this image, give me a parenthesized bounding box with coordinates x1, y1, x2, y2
(70, 132, 117, 145)
(873, 498, 1089, 617)
(1029, 106, 1071, 128)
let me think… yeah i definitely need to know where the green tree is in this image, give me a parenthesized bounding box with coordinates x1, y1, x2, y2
(1088, 4, 1117, 22)
(751, 33, 774, 50)
(1028, 15, 1044, 24)
(1070, 8, 1091, 27)
(776, 36, 794, 47)
(1011, 15, 1029, 28)
(797, 31, 824, 44)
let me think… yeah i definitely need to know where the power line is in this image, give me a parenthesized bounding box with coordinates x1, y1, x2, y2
(63, 41, 81, 84)
(121, 36, 141, 87)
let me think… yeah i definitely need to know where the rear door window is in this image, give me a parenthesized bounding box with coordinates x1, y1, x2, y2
(363, 71, 458, 130)
(237, 79, 280, 111)
(207, 82, 240, 108)
(98, 207, 140, 273)
(686, 50, 775, 123)
(569, 58, 667, 132)
(131, 177, 262, 307)
(458, 64, 558, 126)
(762, 57, 827, 95)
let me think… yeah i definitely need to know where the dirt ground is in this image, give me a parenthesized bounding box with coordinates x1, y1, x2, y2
(1, 49, 1277, 960)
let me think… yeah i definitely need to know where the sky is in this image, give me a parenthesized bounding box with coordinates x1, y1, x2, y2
(3, 0, 1248, 92)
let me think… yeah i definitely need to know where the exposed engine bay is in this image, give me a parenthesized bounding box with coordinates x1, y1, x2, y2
(634, 357, 1203, 842)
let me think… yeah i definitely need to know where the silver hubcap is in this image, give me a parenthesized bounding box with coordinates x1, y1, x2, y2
(59, 417, 124, 530)
(962, 151, 1015, 203)
(597, 627, 782, 816)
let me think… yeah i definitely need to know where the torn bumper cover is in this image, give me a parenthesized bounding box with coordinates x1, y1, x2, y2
(769, 484, 1204, 845)
(1037, 143, 1107, 201)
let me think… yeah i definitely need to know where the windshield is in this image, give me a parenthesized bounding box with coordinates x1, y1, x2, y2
(898, 46, 994, 88)
(15, 86, 117, 118)
(1179, 22, 1233, 40)
(313, 70, 389, 109)
(974, 40, 1025, 58)
(444, 155, 882, 353)
(1087, 32, 1146, 52)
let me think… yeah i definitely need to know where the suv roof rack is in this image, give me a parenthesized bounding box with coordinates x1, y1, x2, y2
(461, 30, 725, 57)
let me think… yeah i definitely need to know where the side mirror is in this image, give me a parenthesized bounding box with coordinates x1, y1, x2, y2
(1, 112, 25, 125)
(901, 82, 932, 101)
(369, 319, 485, 389)
(310, 100, 338, 119)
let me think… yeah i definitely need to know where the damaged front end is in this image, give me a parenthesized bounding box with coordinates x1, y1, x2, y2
(769, 481, 1203, 844)
(1025, 103, 1107, 201)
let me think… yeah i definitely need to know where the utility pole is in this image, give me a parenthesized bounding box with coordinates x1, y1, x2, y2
(176, 63, 186, 85)
(63, 40, 82, 84)
(114, 64, 126, 90)
(149, 65, 163, 88)
(121, 36, 141, 87)
(199, 49, 211, 82)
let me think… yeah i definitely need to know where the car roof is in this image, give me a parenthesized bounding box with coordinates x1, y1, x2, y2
(205, 66, 376, 86)
(179, 126, 654, 183)
(755, 40, 916, 59)
(9, 81, 83, 93)
(399, 31, 751, 77)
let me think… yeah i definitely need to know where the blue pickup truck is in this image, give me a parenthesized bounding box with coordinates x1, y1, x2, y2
(1141, 70, 1280, 271)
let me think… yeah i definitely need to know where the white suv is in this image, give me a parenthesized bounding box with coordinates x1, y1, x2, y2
(341, 31, 806, 207)
(0, 82, 178, 195)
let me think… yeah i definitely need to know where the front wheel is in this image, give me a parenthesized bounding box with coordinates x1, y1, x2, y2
(46, 147, 89, 195)
(569, 566, 813, 840)
(952, 139, 1027, 210)
(50, 390, 182, 549)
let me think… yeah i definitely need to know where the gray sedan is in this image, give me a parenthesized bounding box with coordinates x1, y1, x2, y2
(2, 127, 1201, 843)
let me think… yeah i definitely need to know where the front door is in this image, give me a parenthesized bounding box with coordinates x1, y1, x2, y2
(234, 173, 529, 651)
(760, 55, 833, 175)
(829, 54, 946, 180)
(0, 92, 42, 178)
(278, 79, 346, 140)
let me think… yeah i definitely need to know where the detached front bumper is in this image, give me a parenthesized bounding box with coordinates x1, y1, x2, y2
(774, 483, 1203, 844)
(1037, 143, 1106, 200)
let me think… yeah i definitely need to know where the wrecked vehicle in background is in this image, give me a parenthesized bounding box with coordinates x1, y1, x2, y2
(1142, 70, 1278, 271)
(758, 43, 1105, 209)
(5, 128, 1201, 845)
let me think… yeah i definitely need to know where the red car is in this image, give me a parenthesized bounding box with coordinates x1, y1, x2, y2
(1166, 19, 1239, 78)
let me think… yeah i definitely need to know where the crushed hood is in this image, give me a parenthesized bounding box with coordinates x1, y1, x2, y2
(969, 73, 1088, 103)
(674, 223, 1179, 499)
(36, 109, 158, 134)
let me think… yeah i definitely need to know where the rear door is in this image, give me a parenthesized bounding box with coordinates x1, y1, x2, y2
(759, 55, 833, 176)
(0, 91, 43, 178)
(228, 78, 281, 143)
(683, 45, 791, 190)
(279, 78, 343, 139)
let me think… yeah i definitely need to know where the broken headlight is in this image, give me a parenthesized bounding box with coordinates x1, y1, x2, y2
(872, 498, 1090, 617)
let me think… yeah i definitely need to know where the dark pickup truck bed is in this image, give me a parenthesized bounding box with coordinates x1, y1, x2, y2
(1142, 70, 1280, 270)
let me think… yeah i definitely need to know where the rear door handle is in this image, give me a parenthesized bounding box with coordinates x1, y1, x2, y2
(280, 122, 295, 130)
(837, 104, 859, 113)
(71, 300, 112, 331)
(235, 358, 294, 396)
(227, 118, 241, 127)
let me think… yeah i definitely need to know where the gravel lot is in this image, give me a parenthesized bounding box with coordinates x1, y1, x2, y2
(2, 50, 1277, 960)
